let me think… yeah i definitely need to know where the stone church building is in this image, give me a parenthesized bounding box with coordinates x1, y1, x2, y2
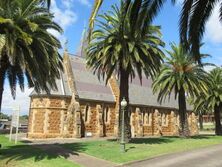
(27, 53, 198, 139)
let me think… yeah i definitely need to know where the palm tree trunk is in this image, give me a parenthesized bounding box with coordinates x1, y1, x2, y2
(0, 54, 8, 113)
(0, 72, 4, 113)
(214, 104, 222, 136)
(198, 112, 203, 131)
(178, 87, 190, 137)
(118, 69, 131, 142)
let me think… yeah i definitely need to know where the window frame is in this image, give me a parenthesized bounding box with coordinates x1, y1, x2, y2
(84, 104, 90, 123)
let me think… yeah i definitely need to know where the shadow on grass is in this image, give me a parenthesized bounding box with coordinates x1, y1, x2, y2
(190, 135, 215, 139)
(125, 146, 136, 152)
(107, 137, 175, 144)
(0, 142, 88, 165)
(129, 137, 174, 144)
(0, 135, 217, 165)
(108, 135, 217, 145)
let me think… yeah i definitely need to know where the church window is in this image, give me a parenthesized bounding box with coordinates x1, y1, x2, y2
(161, 113, 168, 126)
(103, 106, 110, 123)
(85, 105, 90, 122)
(143, 109, 152, 126)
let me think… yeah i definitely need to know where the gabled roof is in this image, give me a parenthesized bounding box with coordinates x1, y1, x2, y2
(69, 55, 116, 103)
(129, 77, 184, 109)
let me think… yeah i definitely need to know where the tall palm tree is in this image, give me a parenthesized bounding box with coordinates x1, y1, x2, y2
(190, 92, 212, 130)
(89, 0, 103, 38)
(152, 44, 207, 137)
(40, 0, 51, 8)
(89, 0, 176, 39)
(194, 68, 222, 135)
(0, 0, 63, 111)
(179, 0, 220, 61)
(87, 1, 165, 141)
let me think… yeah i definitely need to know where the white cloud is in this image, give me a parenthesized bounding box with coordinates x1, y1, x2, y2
(51, 1, 77, 29)
(176, 2, 222, 44)
(62, 0, 74, 9)
(205, 3, 222, 44)
(76, 0, 91, 7)
(49, 0, 78, 47)
(2, 85, 33, 116)
(204, 65, 216, 72)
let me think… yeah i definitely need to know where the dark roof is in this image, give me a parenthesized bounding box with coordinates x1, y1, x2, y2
(30, 72, 72, 97)
(129, 77, 192, 110)
(69, 55, 116, 103)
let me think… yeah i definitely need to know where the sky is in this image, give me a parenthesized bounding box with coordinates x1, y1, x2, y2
(2, 0, 222, 116)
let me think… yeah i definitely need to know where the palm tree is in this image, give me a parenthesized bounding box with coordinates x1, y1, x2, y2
(90, 0, 218, 63)
(179, 0, 220, 61)
(152, 44, 207, 137)
(87, 1, 165, 141)
(89, 0, 103, 38)
(194, 68, 222, 135)
(0, 0, 63, 111)
(40, 0, 51, 8)
(190, 93, 212, 131)
(89, 0, 176, 39)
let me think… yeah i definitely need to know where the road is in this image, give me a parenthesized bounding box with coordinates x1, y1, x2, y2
(124, 144, 222, 167)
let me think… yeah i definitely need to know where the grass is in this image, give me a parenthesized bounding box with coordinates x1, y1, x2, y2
(1, 134, 222, 165)
(0, 135, 81, 167)
(62, 135, 222, 163)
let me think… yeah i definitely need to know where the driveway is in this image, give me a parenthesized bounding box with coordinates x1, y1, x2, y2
(124, 144, 222, 167)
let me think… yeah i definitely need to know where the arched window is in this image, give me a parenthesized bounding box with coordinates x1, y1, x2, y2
(161, 113, 168, 126)
(103, 105, 110, 123)
(105, 106, 109, 123)
(105, 106, 109, 122)
(143, 109, 152, 126)
(85, 105, 90, 122)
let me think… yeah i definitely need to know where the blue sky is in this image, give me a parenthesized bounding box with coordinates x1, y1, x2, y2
(2, 0, 222, 115)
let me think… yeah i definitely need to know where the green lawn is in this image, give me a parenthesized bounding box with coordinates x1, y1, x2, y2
(1, 135, 222, 166)
(0, 135, 81, 167)
(62, 135, 222, 163)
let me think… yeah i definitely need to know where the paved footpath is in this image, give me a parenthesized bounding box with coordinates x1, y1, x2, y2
(123, 144, 222, 167)
(34, 144, 117, 167)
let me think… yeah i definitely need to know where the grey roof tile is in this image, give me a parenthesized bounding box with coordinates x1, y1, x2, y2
(69, 55, 115, 102)
(128, 77, 193, 110)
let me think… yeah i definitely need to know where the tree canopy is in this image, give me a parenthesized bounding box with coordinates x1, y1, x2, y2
(0, 0, 63, 111)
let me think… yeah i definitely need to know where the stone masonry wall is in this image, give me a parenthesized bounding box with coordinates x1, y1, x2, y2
(130, 107, 198, 137)
(27, 96, 71, 139)
(28, 96, 198, 139)
(79, 101, 116, 137)
(108, 76, 120, 136)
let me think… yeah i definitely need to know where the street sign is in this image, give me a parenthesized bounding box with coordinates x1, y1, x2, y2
(9, 106, 20, 144)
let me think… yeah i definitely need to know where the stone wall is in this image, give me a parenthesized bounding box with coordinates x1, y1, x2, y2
(108, 76, 120, 136)
(79, 101, 117, 137)
(130, 107, 198, 137)
(27, 96, 198, 139)
(27, 96, 72, 139)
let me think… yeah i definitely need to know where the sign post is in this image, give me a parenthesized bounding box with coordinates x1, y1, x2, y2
(9, 106, 20, 144)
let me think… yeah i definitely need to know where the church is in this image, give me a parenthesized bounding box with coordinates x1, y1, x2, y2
(27, 52, 198, 139)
